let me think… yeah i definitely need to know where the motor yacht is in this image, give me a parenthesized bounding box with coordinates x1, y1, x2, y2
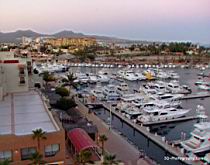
(74, 73, 89, 83)
(124, 106, 142, 119)
(117, 82, 129, 90)
(117, 70, 138, 81)
(141, 100, 180, 110)
(135, 72, 146, 80)
(151, 93, 183, 102)
(197, 84, 210, 91)
(166, 82, 183, 94)
(168, 71, 180, 79)
(138, 107, 190, 123)
(90, 89, 105, 101)
(88, 73, 98, 83)
(97, 74, 110, 83)
(181, 122, 210, 155)
(102, 85, 120, 101)
(121, 94, 143, 102)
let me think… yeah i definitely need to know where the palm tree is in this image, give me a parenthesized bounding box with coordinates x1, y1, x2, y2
(103, 154, 119, 165)
(99, 134, 108, 155)
(32, 128, 47, 152)
(67, 72, 77, 86)
(28, 152, 46, 165)
(0, 159, 11, 165)
(76, 150, 93, 165)
(63, 72, 77, 90)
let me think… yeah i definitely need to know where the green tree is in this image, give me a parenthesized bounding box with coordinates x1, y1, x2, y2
(55, 87, 70, 97)
(103, 154, 119, 165)
(76, 150, 93, 165)
(42, 72, 55, 84)
(129, 45, 135, 52)
(32, 129, 47, 152)
(56, 98, 77, 111)
(99, 134, 108, 155)
(0, 159, 11, 165)
(28, 152, 46, 165)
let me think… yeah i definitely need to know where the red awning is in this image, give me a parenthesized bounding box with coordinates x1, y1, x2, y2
(67, 128, 98, 153)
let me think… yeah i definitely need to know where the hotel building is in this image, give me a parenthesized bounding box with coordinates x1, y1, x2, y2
(0, 52, 65, 164)
(46, 37, 97, 47)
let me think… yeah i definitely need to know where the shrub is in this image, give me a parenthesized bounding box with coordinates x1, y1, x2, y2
(56, 98, 77, 110)
(55, 87, 70, 97)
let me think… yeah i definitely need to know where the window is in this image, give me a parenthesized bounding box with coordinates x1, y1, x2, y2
(45, 144, 60, 157)
(19, 68, 25, 75)
(21, 147, 36, 160)
(0, 150, 12, 161)
(19, 77, 26, 84)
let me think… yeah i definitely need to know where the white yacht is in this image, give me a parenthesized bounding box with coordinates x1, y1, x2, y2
(166, 82, 183, 93)
(181, 122, 210, 155)
(97, 75, 110, 83)
(124, 106, 142, 119)
(98, 69, 109, 75)
(156, 71, 170, 79)
(102, 85, 120, 101)
(74, 73, 89, 83)
(121, 94, 143, 102)
(88, 74, 98, 83)
(118, 70, 138, 81)
(168, 71, 180, 79)
(135, 72, 146, 80)
(141, 100, 180, 110)
(151, 93, 183, 102)
(116, 82, 129, 91)
(90, 89, 105, 100)
(131, 97, 146, 108)
(198, 84, 210, 91)
(138, 107, 190, 123)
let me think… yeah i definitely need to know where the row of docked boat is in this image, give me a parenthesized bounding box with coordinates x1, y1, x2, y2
(68, 63, 178, 69)
(68, 62, 210, 70)
(33, 63, 68, 74)
(89, 81, 191, 123)
(116, 68, 180, 81)
(140, 80, 191, 94)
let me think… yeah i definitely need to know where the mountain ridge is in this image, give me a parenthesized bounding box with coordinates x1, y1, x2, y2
(0, 30, 128, 43)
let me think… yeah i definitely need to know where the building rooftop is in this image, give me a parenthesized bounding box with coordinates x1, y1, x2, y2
(0, 90, 59, 135)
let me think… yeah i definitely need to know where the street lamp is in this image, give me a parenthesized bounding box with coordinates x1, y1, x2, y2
(109, 103, 112, 130)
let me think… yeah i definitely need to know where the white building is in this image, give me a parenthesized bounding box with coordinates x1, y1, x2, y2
(0, 52, 29, 100)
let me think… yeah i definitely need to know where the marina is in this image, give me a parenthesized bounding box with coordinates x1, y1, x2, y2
(64, 65, 210, 165)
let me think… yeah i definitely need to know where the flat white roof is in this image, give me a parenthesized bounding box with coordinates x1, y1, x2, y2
(0, 90, 59, 135)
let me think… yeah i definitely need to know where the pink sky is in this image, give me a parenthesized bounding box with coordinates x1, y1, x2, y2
(0, 0, 210, 42)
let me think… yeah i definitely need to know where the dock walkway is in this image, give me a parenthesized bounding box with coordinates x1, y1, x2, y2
(75, 98, 155, 165)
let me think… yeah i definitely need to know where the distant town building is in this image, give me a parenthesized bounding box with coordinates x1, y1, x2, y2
(46, 38, 97, 47)
(22, 37, 32, 45)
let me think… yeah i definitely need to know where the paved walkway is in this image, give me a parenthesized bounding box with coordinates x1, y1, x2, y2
(76, 99, 153, 165)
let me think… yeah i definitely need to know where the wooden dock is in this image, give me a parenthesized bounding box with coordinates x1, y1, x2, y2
(181, 92, 210, 100)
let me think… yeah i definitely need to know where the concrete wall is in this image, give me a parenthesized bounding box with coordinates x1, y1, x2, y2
(3, 63, 29, 94)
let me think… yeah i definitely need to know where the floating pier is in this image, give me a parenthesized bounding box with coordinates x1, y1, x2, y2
(181, 92, 210, 100)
